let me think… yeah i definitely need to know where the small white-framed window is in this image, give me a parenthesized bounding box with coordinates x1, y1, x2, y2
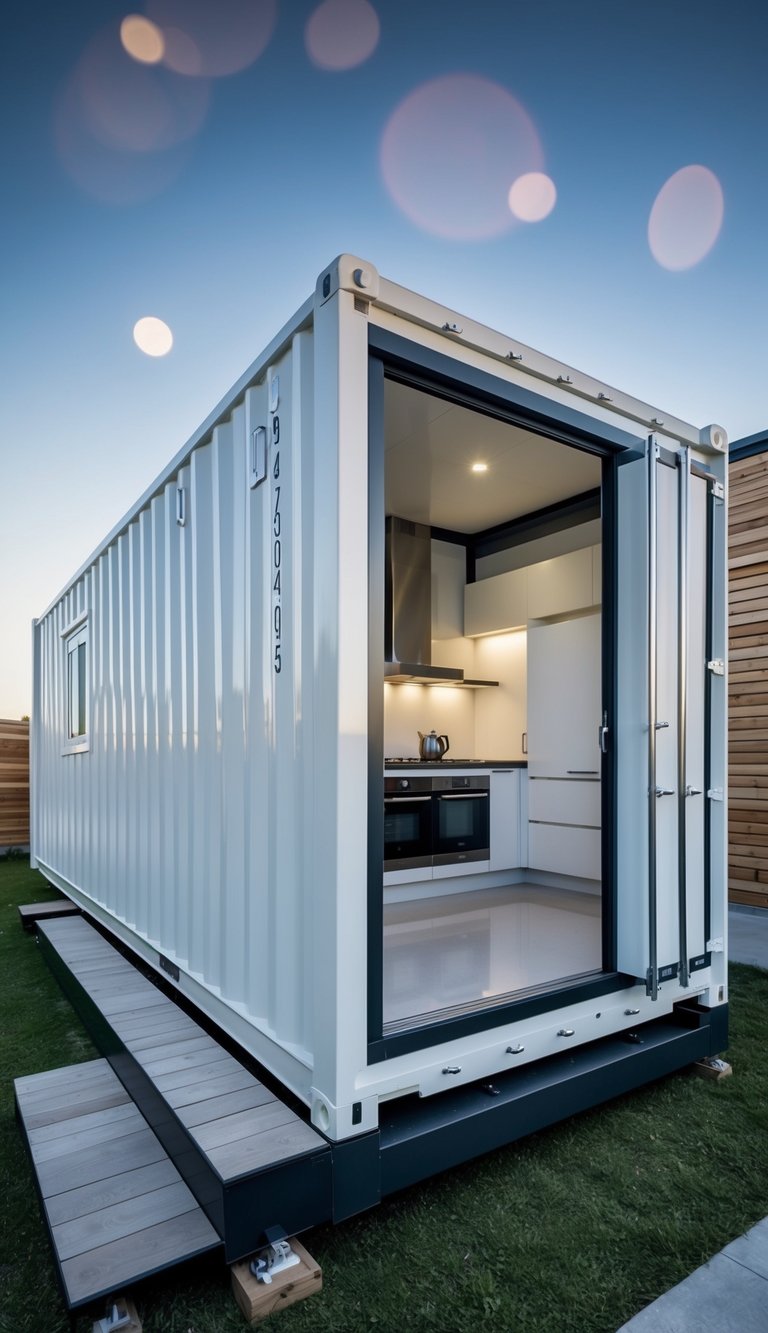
(63, 620, 89, 754)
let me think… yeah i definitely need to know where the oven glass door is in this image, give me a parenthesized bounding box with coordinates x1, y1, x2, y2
(384, 795, 433, 870)
(433, 791, 490, 864)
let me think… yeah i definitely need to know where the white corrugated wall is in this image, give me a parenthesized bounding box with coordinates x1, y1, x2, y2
(33, 328, 317, 1066)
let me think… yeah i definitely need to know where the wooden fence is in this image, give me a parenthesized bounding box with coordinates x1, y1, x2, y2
(729, 443, 768, 908)
(0, 718, 29, 850)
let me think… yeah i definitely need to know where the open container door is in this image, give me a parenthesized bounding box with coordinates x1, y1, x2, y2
(616, 438, 716, 996)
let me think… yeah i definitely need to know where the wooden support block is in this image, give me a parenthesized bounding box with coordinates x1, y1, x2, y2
(231, 1239, 322, 1324)
(693, 1057, 733, 1083)
(92, 1296, 142, 1332)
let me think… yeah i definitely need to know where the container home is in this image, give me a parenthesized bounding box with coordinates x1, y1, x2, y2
(31, 255, 728, 1183)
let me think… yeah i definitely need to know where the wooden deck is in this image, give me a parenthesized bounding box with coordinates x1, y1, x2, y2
(14, 1059, 219, 1309)
(38, 915, 324, 1185)
(18, 899, 81, 931)
(32, 913, 334, 1266)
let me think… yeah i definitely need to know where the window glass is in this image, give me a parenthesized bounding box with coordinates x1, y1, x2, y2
(64, 622, 88, 751)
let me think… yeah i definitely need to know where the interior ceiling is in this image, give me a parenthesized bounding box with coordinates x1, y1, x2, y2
(384, 379, 601, 533)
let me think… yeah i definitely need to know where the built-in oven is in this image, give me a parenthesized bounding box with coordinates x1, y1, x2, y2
(432, 774, 490, 867)
(384, 776, 433, 872)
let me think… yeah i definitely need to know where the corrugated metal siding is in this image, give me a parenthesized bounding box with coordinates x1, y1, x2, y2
(33, 329, 317, 1059)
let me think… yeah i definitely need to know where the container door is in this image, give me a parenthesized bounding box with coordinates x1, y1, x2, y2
(615, 440, 714, 997)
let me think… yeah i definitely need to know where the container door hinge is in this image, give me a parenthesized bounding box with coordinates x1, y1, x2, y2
(707, 659, 724, 676)
(711, 480, 725, 501)
(707, 787, 724, 802)
(706, 937, 724, 953)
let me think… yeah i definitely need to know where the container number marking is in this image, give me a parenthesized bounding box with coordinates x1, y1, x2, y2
(272, 415, 282, 674)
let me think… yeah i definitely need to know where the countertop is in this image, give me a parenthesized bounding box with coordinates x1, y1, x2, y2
(384, 760, 528, 770)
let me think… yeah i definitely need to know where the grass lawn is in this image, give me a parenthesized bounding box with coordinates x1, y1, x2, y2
(1, 856, 766, 1333)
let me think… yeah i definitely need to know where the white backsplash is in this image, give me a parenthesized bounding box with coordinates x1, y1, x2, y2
(383, 629, 527, 760)
(383, 679, 476, 758)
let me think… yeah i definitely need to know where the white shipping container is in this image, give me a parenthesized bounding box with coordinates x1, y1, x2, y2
(32, 255, 728, 1164)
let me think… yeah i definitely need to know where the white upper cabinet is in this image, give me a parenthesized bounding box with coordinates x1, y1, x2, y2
(527, 547, 594, 621)
(464, 567, 527, 637)
(465, 545, 601, 637)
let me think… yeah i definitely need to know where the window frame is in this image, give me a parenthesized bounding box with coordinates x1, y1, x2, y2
(61, 613, 90, 755)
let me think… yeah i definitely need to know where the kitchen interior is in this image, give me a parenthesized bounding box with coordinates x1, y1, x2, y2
(380, 377, 604, 1033)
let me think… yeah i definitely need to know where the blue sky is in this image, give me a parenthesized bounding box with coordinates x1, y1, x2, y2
(1, 0, 766, 716)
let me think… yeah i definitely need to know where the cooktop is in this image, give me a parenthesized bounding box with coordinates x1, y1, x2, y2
(384, 758, 517, 767)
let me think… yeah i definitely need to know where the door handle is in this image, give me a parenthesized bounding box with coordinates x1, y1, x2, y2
(655, 787, 674, 798)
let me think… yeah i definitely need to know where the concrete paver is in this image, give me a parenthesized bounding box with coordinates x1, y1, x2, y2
(728, 906, 768, 971)
(618, 1239, 768, 1332)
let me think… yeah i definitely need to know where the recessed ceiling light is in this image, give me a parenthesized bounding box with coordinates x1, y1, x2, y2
(471, 462, 488, 473)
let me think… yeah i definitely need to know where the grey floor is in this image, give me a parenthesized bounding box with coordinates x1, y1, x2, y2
(618, 906, 768, 1331)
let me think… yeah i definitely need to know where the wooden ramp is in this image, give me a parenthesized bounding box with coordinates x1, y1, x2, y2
(14, 1059, 219, 1310)
(33, 915, 332, 1270)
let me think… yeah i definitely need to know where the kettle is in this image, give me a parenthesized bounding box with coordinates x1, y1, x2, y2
(418, 730, 450, 761)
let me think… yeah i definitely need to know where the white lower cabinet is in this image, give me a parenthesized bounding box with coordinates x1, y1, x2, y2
(528, 778, 600, 826)
(489, 769, 521, 871)
(528, 822, 601, 880)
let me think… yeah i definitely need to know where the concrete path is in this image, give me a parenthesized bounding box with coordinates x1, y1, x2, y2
(728, 904, 768, 970)
(618, 1218, 768, 1332)
(618, 907, 768, 1331)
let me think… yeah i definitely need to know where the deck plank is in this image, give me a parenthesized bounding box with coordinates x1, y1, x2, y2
(192, 1102, 297, 1152)
(60, 1208, 219, 1308)
(207, 1120, 324, 1179)
(45, 1158, 181, 1226)
(53, 1180, 199, 1261)
(36, 1128, 167, 1198)
(176, 1082, 276, 1129)
(16, 1059, 220, 1308)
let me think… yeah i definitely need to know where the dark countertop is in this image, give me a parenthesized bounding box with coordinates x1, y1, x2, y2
(384, 759, 528, 770)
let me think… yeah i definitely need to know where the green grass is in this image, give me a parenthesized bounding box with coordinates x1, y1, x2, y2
(1, 857, 766, 1333)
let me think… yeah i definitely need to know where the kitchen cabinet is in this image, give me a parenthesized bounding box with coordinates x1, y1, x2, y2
(464, 567, 527, 637)
(528, 824, 601, 880)
(526, 614, 601, 779)
(465, 546, 601, 638)
(489, 769, 521, 871)
(528, 778, 600, 826)
(527, 612, 602, 882)
(527, 547, 595, 621)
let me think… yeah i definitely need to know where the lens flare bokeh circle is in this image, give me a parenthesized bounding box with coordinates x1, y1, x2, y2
(120, 15, 165, 65)
(133, 317, 174, 356)
(648, 165, 724, 271)
(146, 0, 277, 77)
(381, 75, 544, 241)
(305, 0, 380, 71)
(508, 171, 557, 223)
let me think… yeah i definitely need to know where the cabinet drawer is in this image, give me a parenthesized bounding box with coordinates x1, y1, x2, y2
(528, 823, 601, 879)
(528, 778, 600, 826)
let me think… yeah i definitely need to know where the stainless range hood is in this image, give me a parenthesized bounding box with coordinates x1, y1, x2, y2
(384, 517, 497, 687)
